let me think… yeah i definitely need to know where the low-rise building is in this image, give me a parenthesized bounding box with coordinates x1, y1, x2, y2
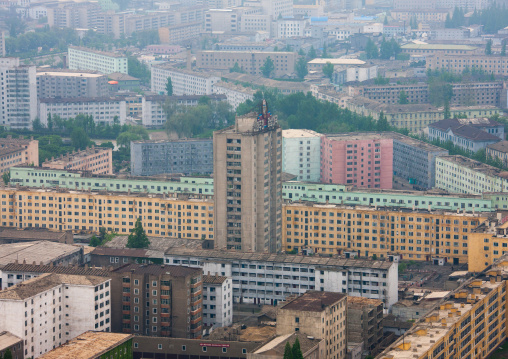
(164, 248, 398, 308)
(428, 118, 503, 152)
(37, 70, 109, 99)
(158, 22, 203, 44)
(0, 273, 111, 358)
(39, 332, 132, 359)
(0, 228, 72, 244)
(248, 333, 325, 359)
(203, 274, 233, 328)
(486, 141, 508, 166)
(151, 64, 221, 96)
(400, 43, 478, 56)
(39, 97, 127, 125)
(0, 332, 23, 359)
(282, 129, 322, 182)
(130, 139, 213, 176)
(42, 146, 113, 174)
(435, 155, 508, 194)
(276, 291, 347, 359)
(90, 247, 163, 268)
(212, 82, 255, 110)
(68, 46, 128, 74)
(108, 72, 141, 91)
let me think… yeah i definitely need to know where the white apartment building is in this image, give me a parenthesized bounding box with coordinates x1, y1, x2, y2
(212, 81, 255, 110)
(276, 18, 308, 38)
(282, 129, 322, 182)
(260, 0, 293, 18)
(205, 9, 238, 33)
(164, 249, 398, 309)
(68, 46, 128, 74)
(436, 155, 508, 194)
(0, 58, 37, 130)
(39, 97, 127, 125)
(151, 64, 221, 96)
(240, 14, 272, 33)
(0, 273, 111, 358)
(202, 275, 233, 328)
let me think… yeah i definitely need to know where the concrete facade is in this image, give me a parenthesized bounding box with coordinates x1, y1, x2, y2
(213, 108, 282, 253)
(202, 275, 233, 328)
(68, 46, 128, 74)
(151, 65, 220, 96)
(212, 82, 255, 111)
(320, 133, 393, 189)
(282, 129, 322, 182)
(42, 147, 113, 175)
(37, 70, 109, 99)
(130, 139, 213, 177)
(347, 297, 384, 356)
(0, 136, 38, 175)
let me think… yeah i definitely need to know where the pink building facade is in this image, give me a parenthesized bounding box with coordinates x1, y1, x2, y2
(320, 134, 393, 189)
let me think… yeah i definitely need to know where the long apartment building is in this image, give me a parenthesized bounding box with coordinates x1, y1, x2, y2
(42, 146, 113, 175)
(164, 247, 398, 308)
(468, 214, 508, 272)
(0, 273, 111, 358)
(68, 46, 128, 75)
(196, 51, 297, 78)
(151, 64, 221, 96)
(377, 258, 508, 359)
(427, 54, 508, 77)
(436, 155, 508, 195)
(39, 97, 127, 125)
(36, 70, 109, 99)
(111, 264, 203, 339)
(283, 202, 487, 265)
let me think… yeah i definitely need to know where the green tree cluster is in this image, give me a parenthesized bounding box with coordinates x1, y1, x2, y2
(295, 57, 308, 79)
(379, 37, 401, 60)
(230, 62, 245, 73)
(365, 38, 379, 59)
(322, 61, 334, 80)
(470, 4, 508, 34)
(166, 77, 173, 96)
(128, 56, 150, 86)
(89, 228, 116, 247)
(445, 7, 466, 28)
(283, 338, 304, 359)
(127, 218, 150, 249)
(261, 57, 275, 78)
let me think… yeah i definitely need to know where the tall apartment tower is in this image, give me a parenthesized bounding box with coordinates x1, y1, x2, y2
(214, 100, 282, 253)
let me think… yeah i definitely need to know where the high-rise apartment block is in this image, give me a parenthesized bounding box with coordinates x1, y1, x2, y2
(276, 291, 347, 359)
(0, 58, 37, 130)
(320, 133, 393, 189)
(37, 70, 109, 99)
(213, 101, 282, 252)
(111, 264, 203, 339)
(282, 129, 322, 182)
(68, 46, 128, 74)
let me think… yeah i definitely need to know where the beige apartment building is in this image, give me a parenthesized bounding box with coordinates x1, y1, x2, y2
(42, 146, 113, 175)
(197, 51, 297, 78)
(213, 104, 282, 253)
(427, 54, 508, 76)
(277, 291, 347, 359)
(0, 136, 38, 175)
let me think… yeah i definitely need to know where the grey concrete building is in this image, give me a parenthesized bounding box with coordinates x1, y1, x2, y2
(130, 139, 213, 176)
(347, 296, 384, 357)
(390, 132, 449, 189)
(213, 101, 282, 253)
(37, 70, 109, 99)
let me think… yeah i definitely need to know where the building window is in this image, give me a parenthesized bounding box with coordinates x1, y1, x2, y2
(203, 347, 207, 352)
(158, 344, 162, 350)
(222, 348, 227, 353)
(182, 346, 186, 351)
(134, 343, 138, 348)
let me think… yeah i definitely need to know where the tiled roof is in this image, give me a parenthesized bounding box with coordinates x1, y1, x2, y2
(0, 262, 111, 276)
(0, 241, 81, 266)
(429, 118, 501, 142)
(487, 140, 508, 154)
(280, 291, 346, 312)
(112, 263, 201, 277)
(203, 274, 228, 284)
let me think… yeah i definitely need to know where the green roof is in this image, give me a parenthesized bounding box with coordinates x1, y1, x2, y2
(401, 44, 477, 50)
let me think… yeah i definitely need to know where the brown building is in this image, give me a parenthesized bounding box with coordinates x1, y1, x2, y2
(42, 146, 113, 174)
(90, 247, 163, 268)
(346, 297, 384, 357)
(276, 291, 347, 359)
(111, 264, 203, 339)
(486, 141, 508, 167)
(213, 101, 282, 253)
(0, 136, 38, 175)
(248, 332, 325, 359)
(0, 228, 73, 244)
(0, 331, 23, 359)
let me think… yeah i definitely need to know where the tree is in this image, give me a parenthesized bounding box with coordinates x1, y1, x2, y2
(165, 77, 173, 96)
(230, 62, 244, 73)
(322, 61, 334, 80)
(444, 100, 451, 119)
(127, 56, 150, 86)
(398, 90, 409, 104)
(89, 235, 102, 247)
(502, 40, 506, 56)
(283, 342, 293, 359)
(376, 112, 390, 131)
(2, 170, 9, 185)
(308, 46, 317, 59)
(365, 39, 379, 59)
(127, 218, 150, 249)
(32, 118, 43, 132)
(298, 48, 305, 56)
(71, 127, 90, 151)
(384, 16, 388, 25)
(3, 349, 13, 359)
(295, 57, 308, 79)
(292, 338, 304, 359)
(486, 39, 493, 55)
(261, 56, 275, 78)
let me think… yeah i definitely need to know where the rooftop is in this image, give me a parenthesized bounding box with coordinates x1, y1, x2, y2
(308, 58, 366, 65)
(69, 46, 127, 59)
(281, 291, 346, 312)
(401, 43, 477, 51)
(108, 72, 139, 81)
(38, 331, 132, 359)
(39, 96, 125, 104)
(37, 71, 105, 78)
(42, 146, 111, 166)
(0, 273, 108, 300)
(347, 296, 383, 309)
(487, 140, 508, 153)
(324, 132, 395, 141)
(0, 228, 69, 242)
(282, 129, 322, 138)
(104, 235, 204, 253)
(112, 263, 202, 277)
(0, 241, 81, 266)
(437, 155, 508, 179)
(203, 274, 228, 284)
(0, 262, 111, 277)
(153, 63, 221, 78)
(253, 333, 322, 356)
(91, 247, 160, 259)
(429, 118, 501, 142)
(0, 331, 22, 351)
(131, 138, 212, 145)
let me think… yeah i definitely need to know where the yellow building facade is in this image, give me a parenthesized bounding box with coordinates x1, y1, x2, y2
(283, 203, 487, 264)
(378, 260, 508, 359)
(0, 187, 214, 239)
(468, 215, 508, 272)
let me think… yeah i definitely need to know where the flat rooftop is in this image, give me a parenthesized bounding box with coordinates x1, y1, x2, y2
(0, 241, 81, 266)
(39, 331, 132, 359)
(37, 71, 105, 78)
(281, 291, 346, 312)
(112, 263, 201, 277)
(0, 331, 22, 351)
(308, 58, 366, 65)
(401, 43, 477, 51)
(69, 46, 127, 59)
(437, 155, 508, 179)
(0, 273, 108, 300)
(282, 129, 322, 138)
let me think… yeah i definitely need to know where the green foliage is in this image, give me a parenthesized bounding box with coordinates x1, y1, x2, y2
(99, 141, 115, 149)
(295, 57, 308, 79)
(230, 62, 244, 73)
(164, 99, 235, 138)
(89, 229, 116, 247)
(470, 4, 508, 34)
(127, 218, 150, 249)
(376, 112, 390, 131)
(2, 170, 10, 185)
(372, 254, 377, 260)
(2, 348, 12, 359)
(486, 39, 493, 55)
(322, 62, 334, 80)
(165, 77, 173, 96)
(502, 40, 506, 56)
(445, 7, 465, 28)
(71, 127, 92, 150)
(89, 235, 102, 247)
(292, 338, 304, 359)
(379, 37, 401, 60)
(308, 46, 317, 60)
(374, 75, 390, 85)
(128, 56, 150, 86)
(261, 56, 275, 78)
(116, 126, 149, 148)
(398, 263, 407, 273)
(283, 342, 293, 359)
(409, 16, 418, 29)
(365, 38, 379, 59)
(398, 90, 409, 104)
